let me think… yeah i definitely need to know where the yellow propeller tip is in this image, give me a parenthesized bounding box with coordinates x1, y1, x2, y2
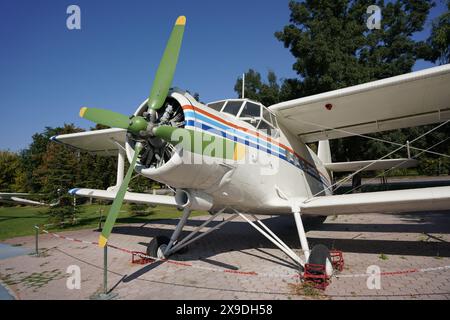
(98, 234, 108, 248)
(79, 107, 87, 118)
(176, 16, 186, 25)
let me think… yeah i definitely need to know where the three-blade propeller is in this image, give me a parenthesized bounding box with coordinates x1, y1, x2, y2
(78, 16, 186, 247)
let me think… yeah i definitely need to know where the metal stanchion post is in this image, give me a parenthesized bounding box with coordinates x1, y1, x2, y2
(93, 244, 118, 300)
(97, 209, 104, 231)
(34, 225, 39, 257)
(104, 245, 108, 294)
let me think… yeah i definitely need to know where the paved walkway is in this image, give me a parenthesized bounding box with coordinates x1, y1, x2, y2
(0, 212, 449, 300)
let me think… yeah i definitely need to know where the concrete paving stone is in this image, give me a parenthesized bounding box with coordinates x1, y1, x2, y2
(1, 212, 450, 299)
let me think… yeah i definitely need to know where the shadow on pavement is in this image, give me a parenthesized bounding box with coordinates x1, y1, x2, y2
(109, 210, 450, 273)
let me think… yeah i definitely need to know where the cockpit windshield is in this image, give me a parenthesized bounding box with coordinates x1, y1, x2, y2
(207, 101, 225, 112)
(222, 100, 243, 116)
(239, 102, 261, 118)
(206, 99, 279, 137)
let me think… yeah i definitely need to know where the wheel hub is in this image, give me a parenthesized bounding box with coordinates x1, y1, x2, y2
(157, 244, 168, 259)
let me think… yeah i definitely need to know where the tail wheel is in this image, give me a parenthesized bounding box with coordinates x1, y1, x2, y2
(307, 244, 333, 277)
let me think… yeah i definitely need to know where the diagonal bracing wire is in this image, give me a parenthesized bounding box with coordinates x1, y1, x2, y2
(303, 120, 449, 202)
(341, 136, 450, 195)
(293, 117, 450, 159)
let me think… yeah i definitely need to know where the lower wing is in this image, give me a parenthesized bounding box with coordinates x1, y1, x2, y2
(300, 186, 450, 215)
(69, 188, 177, 206)
(0, 193, 51, 206)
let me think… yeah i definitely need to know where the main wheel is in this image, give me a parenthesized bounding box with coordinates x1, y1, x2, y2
(147, 236, 170, 259)
(307, 244, 333, 277)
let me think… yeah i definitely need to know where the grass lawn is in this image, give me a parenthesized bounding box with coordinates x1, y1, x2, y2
(0, 204, 206, 241)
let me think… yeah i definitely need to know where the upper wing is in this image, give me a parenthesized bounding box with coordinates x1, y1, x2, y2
(270, 64, 450, 143)
(69, 188, 177, 206)
(300, 186, 450, 215)
(51, 128, 127, 156)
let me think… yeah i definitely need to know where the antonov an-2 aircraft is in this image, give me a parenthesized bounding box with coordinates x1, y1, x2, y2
(51, 16, 450, 277)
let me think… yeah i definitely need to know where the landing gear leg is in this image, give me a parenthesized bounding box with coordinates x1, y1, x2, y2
(293, 206, 333, 279)
(147, 207, 191, 259)
(293, 208, 310, 261)
(235, 211, 304, 266)
(165, 207, 191, 254)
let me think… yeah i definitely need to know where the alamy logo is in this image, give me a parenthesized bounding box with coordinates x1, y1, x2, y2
(66, 5, 81, 30)
(366, 5, 381, 30)
(66, 265, 81, 290)
(366, 265, 381, 289)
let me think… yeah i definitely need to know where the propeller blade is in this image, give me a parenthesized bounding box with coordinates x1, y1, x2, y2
(152, 125, 182, 144)
(80, 107, 149, 134)
(153, 125, 240, 160)
(147, 16, 186, 111)
(98, 144, 143, 247)
(79, 107, 130, 129)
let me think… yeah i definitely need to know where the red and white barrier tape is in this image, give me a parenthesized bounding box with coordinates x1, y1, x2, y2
(335, 266, 450, 279)
(40, 228, 450, 280)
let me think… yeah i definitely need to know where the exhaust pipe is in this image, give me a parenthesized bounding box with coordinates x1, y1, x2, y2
(175, 189, 213, 211)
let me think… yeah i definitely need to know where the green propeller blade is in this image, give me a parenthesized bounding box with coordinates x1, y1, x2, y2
(153, 125, 245, 160)
(80, 107, 130, 129)
(80, 107, 149, 134)
(98, 143, 143, 247)
(147, 16, 186, 111)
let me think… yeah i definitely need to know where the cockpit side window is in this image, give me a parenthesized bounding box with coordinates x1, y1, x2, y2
(270, 113, 278, 128)
(262, 109, 272, 125)
(257, 108, 279, 137)
(222, 101, 243, 116)
(257, 120, 274, 137)
(208, 101, 225, 112)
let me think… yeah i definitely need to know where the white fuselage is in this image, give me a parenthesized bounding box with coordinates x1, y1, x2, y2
(127, 91, 332, 215)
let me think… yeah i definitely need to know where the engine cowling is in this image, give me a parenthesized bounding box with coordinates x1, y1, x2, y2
(124, 90, 233, 191)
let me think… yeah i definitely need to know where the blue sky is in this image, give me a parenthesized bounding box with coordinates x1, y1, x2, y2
(0, 0, 447, 152)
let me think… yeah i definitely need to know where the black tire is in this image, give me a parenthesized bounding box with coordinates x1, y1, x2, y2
(147, 236, 170, 258)
(307, 244, 333, 276)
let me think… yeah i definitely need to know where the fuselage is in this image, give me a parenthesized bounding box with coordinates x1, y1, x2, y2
(127, 89, 332, 214)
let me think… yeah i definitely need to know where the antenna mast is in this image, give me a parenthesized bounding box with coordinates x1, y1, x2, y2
(242, 73, 245, 99)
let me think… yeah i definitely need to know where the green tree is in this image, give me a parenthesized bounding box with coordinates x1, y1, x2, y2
(427, 0, 450, 63)
(35, 124, 84, 200)
(234, 69, 302, 106)
(275, 0, 434, 95)
(18, 126, 77, 193)
(233, 1, 448, 173)
(0, 151, 20, 192)
(236, 0, 447, 170)
(235, 69, 279, 106)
